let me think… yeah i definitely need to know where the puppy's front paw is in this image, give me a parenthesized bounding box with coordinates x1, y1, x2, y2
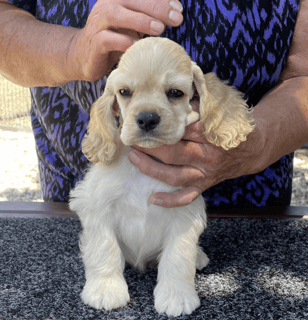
(81, 275, 130, 310)
(154, 282, 200, 316)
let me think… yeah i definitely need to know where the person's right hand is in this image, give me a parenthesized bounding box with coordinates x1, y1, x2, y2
(67, 0, 184, 82)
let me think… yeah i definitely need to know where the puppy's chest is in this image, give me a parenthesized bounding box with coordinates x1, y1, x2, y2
(114, 201, 168, 269)
(114, 167, 177, 267)
(123, 165, 176, 208)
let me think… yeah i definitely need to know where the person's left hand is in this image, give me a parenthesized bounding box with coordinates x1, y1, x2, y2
(127, 109, 264, 208)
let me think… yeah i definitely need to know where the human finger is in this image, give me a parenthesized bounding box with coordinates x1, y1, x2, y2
(122, 0, 184, 27)
(99, 5, 165, 35)
(150, 186, 203, 208)
(133, 138, 209, 167)
(182, 120, 207, 143)
(128, 148, 205, 187)
(95, 0, 183, 36)
(94, 29, 138, 53)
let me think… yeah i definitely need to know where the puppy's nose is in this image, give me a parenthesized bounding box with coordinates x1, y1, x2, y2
(136, 112, 160, 132)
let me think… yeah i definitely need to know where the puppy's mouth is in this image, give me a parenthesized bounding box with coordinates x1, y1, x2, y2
(133, 133, 167, 148)
(132, 130, 185, 148)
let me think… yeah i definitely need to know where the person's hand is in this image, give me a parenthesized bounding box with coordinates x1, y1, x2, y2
(127, 104, 264, 208)
(125, 0, 308, 209)
(66, 0, 184, 82)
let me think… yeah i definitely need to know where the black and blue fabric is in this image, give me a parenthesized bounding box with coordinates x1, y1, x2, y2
(8, 0, 300, 208)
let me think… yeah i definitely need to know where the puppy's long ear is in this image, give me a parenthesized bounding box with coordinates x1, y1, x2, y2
(82, 72, 120, 165)
(192, 64, 255, 150)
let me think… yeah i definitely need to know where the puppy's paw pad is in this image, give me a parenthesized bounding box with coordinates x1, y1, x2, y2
(81, 277, 130, 310)
(154, 283, 200, 316)
(196, 248, 209, 270)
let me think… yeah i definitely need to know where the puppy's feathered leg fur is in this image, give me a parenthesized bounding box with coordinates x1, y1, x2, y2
(79, 224, 129, 310)
(154, 218, 205, 316)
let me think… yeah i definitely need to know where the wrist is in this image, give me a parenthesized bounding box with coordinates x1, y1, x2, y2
(250, 77, 308, 174)
(247, 114, 270, 174)
(61, 28, 82, 83)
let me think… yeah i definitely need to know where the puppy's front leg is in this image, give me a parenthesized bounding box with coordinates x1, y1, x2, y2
(154, 221, 203, 317)
(80, 226, 129, 310)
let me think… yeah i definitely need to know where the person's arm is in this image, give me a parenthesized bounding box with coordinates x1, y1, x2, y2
(0, 1, 80, 87)
(259, 0, 308, 162)
(128, 0, 308, 208)
(0, 0, 183, 87)
(240, 0, 308, 168)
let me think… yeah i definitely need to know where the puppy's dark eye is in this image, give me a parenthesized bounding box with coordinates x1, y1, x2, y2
(166, 89, 184, 100)
(119, 88, 133, 98)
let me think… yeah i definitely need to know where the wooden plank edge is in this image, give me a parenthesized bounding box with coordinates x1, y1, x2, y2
(0, 212, 78, 219)
(0, 202, 308, 220)
(0, 201, 78, 218)
(207, 206, 308, 220)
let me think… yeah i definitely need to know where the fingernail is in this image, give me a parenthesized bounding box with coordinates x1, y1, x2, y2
(169, 1, 183, 12)
(151, 198, 164, 206)
(169, 10, 182, 24)
(128, 150, 140, 164)
(150, 20, 165, 34)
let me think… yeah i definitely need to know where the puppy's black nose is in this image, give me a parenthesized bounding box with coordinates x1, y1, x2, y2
(136, 112, 160, 132)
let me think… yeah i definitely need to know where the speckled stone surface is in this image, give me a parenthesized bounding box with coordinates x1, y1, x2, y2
(1, 217, 308, 319)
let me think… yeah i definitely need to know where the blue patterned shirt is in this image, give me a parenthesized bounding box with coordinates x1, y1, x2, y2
(8, 0, 299, 207)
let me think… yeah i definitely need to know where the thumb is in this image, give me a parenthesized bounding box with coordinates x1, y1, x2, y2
(182, 120, 207, 143)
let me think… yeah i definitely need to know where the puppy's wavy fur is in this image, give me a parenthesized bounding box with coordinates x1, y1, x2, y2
(70, 37, 255, 317)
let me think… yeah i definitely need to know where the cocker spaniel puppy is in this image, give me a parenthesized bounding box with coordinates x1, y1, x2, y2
(69, 37, 255, 317)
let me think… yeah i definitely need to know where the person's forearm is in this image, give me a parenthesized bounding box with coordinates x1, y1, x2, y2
(0, 2, 78, 87)
(0, 0, 184, 87)
(252, 76, 308, 172)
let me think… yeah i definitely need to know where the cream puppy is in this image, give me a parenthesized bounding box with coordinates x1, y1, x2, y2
(69, 37, 255, 317)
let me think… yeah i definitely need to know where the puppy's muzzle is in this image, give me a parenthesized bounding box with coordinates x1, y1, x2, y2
(136, 112, 160, 132)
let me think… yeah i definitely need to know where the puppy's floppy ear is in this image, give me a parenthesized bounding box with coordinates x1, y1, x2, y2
(192, 64, 255, 150)
(82, 72, 120, 165)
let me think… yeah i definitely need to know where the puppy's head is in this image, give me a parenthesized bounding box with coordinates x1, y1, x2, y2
(82, 37, 255, 165)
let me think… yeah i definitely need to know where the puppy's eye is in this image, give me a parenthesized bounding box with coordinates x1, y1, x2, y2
(166, 89, 184, 100)
(119, 88, 133, 98)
